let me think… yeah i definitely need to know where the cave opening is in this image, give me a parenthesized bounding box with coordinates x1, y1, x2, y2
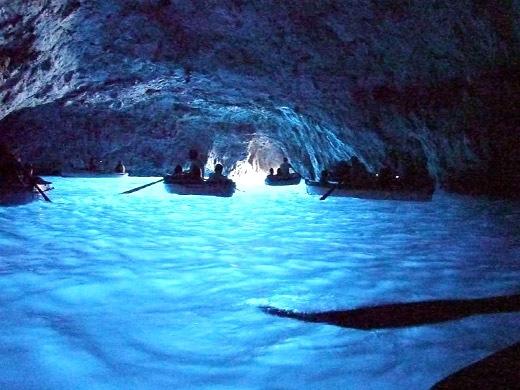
(208, 134, 288, 185)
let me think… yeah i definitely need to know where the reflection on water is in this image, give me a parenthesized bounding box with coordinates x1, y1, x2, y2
(0, 177, 519, 389)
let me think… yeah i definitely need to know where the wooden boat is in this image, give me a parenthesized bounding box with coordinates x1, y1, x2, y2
(305, 179, 433, 201)
(0, 183, 53, 206)
(265, 173, 301, 186)
(432, 341, 519, 389)
(61, 170, 128, 178)
(163, 175, 236, 197)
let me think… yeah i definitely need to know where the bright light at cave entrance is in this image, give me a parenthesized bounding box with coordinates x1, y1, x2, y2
(230, 160, 266, 187)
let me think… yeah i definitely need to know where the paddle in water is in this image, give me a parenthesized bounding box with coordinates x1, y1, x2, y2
(121, 178, 164, 194)
(34, 183, 51, 202)
(320, 183, 339, 201)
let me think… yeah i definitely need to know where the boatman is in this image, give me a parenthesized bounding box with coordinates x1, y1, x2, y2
(279, 157, 293, 178)
(115, 160, 126, 174)
(184, 149, 205, 179)
(0, 144, 24, 185)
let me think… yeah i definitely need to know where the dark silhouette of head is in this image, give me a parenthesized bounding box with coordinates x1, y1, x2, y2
(283, 157, 288, 163)
(276, 168, 282, 175)
(189, 149, 198, 160)
(215, 164, 223, 174)
(269, 168, 274, 175)
(174, 165, 183, 174)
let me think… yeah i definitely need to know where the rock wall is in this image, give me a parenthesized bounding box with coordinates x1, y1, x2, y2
(0, 0, 518, 195)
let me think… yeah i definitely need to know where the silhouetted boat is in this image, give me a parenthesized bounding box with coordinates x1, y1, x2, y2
(432, 341, 520, 389)
(163, 175, 236, 197)
(265, 173, 301, 186)
(305, 179, 433, 201)
(0, 183, 53, 206)
(61, 171, 128, 178)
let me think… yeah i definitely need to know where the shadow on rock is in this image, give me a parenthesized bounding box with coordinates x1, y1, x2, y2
(260, 293, 520, 329)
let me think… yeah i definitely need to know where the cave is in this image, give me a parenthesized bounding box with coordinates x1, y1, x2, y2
(0, 1, 519, 388)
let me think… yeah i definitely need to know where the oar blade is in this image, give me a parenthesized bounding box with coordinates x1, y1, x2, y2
(34, 184, 51, 202)
(319, 184, 337, 201)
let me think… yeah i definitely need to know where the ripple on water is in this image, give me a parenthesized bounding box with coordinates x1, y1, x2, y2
(0, 179, 519, 389)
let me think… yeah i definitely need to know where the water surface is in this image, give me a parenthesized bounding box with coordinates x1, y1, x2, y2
(1, 177, 519, 389)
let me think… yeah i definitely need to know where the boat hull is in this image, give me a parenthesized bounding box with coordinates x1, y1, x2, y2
(0, 183, 52, 206)
(265, 174, 301, 186)
(0, 189, 37, 206)
(305, 180, 433, 201)
(61, 171, 128, 178)
(164, 176, 235, 197)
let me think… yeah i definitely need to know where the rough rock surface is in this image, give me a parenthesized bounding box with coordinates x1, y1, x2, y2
(0, 0, 519, 195)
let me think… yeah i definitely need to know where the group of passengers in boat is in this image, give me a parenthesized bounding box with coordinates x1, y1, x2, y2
(85, 157, 126, 174)
(0, 144, 50, 189)
(317, 152, 434, 192)
(2, 140, 434, 195)
(266, 157, 299, 180)
(169, 149, 231, 184)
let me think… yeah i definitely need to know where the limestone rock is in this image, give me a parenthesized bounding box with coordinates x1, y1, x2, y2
(0, 0, 518, 195)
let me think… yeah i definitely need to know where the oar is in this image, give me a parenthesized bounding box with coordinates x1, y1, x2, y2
(34, 183, 51, 202)
(320, 181, 342, 201)
(121, 178, 164, 194)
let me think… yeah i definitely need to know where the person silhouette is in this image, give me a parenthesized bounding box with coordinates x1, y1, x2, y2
(208, 164, 227, 182)
(115, 160, 126, 174)
(279, 157, 292, 177)
(184, 149, 204, 179)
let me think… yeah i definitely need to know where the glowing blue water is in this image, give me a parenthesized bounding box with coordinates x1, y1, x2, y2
(1, 177, 519, 389)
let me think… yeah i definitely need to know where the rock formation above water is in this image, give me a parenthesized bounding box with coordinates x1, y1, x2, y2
(0, 0, 519, 195)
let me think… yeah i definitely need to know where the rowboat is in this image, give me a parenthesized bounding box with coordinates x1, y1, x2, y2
(265, 173, 301, 186)
(61, 171, 128, 178)
(305, 180, 433, 201)
(0, 183, 53, 206)
(163, 175, 235, 197)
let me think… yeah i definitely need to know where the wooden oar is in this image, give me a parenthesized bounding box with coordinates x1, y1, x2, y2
(120, 178, 164, 194)
(34, 183, 51, 202)
(319, 181, 342, 201)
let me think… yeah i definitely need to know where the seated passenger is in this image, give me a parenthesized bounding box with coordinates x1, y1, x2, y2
(276, 167, 283, 176)
(350, 156, 371, 188)
(319, 169, 329, 185)
(172, 164, 183, 177)
(329, 160, 351, 183)
(403, 160, 435, 192)
(208, 164, 227, 182)
(115, 160, 126, 174)
(0, 144, 24, 185)
(88, 157, 98, 172)
(267, 168, 275, 178)
(23, 163, 35, 185)
(188, 166, 203, 181)
(279, 157, 292, 177)
(377, 164, 393, 189)
(23, 164, 51, 186)
(184, 149, 205, 179)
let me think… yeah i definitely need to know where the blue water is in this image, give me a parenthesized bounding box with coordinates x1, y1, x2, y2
(1, 177, 519, 389)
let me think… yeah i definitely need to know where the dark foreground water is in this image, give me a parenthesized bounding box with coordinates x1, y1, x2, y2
(1, 177, 519, 389)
